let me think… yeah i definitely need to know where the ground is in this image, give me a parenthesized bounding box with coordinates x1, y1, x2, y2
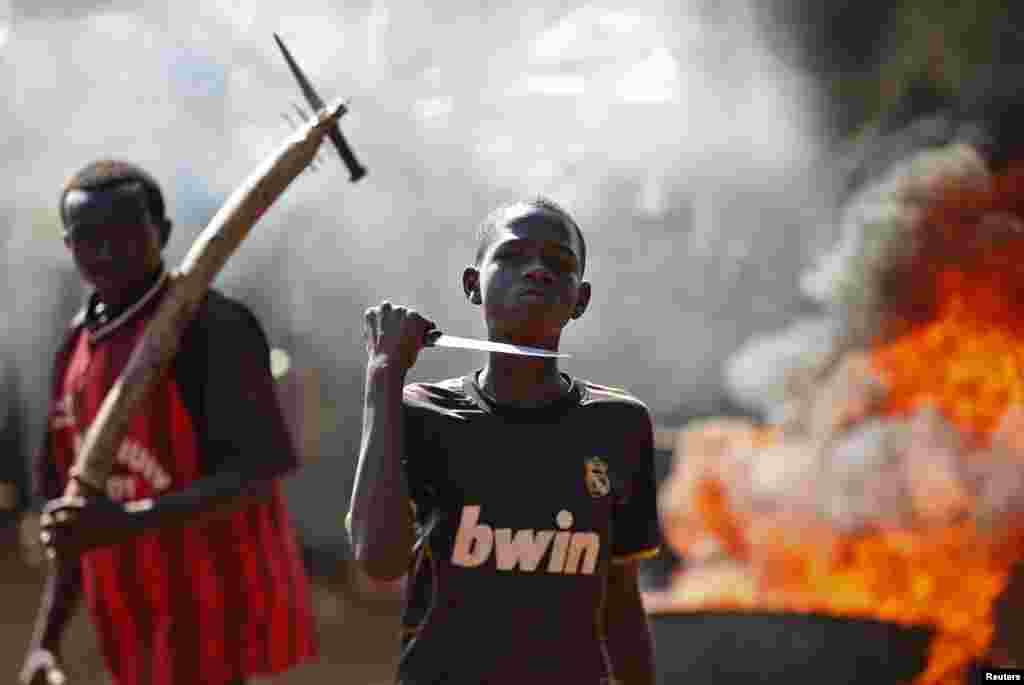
(0, 523, 403, 685)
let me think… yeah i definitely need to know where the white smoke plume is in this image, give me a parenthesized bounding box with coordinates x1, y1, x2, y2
(0, 0, 838, 551)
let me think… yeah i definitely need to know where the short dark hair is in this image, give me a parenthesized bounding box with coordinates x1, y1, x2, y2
(59, 160, 173, 246)
(474, 197, 587, 275)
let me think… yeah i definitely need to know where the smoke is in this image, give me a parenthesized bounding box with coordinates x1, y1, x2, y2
(0, 1, 839, 552)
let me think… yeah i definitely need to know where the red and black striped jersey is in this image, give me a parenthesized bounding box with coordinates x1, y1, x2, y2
(398, 373, 661, 685)
(36, 273, 317, 685)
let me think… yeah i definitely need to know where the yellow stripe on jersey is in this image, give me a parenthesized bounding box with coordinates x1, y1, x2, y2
(612, 546, 660, 564)
(586, 381, 635, 399)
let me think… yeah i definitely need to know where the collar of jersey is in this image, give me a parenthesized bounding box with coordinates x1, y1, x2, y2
(462, 370, 584, 420)
(85, 268, 168, 342)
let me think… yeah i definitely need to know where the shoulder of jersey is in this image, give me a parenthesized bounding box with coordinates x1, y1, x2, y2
(577, 379, 649, 412)
(403, 377, 476, 413)
(189, 290, 272, 347)
(196, 289, 260, 329)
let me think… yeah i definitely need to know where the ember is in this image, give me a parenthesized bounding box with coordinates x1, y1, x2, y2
(653, 146, 1024, 684)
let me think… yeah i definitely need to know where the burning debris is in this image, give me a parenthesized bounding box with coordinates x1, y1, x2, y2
(653, 143, 1024, 684)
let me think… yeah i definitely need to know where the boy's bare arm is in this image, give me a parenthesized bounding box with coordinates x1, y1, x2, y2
(40, 473, 280, 558)
(347, 302, 434, 580)
(347, 362, 414, 580)
(604, 560, 656, 685)
(123, 472, 278, 531)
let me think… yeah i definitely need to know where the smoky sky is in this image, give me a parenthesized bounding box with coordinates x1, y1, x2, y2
(1, 1, 844, 551)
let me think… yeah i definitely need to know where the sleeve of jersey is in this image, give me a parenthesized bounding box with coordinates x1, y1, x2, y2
(195, 298, 299, 480)
(611, 407, 662, 564)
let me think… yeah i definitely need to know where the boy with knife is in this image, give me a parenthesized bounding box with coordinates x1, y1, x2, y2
(347, 198, 661, 684)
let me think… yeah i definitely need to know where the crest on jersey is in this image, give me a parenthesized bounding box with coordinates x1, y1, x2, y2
(584, 456, 611, 498)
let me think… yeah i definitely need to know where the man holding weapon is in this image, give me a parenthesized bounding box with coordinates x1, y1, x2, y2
(20, 35, 360, 685)
(349, 198, 661, 685)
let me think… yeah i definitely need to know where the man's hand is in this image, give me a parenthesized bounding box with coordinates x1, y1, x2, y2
(363, 301, 436, 376)
(19, 647, 67, 685)
(39, 495, 136, 560)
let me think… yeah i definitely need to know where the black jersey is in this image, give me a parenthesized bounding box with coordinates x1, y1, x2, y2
(398, 372, 661, 685)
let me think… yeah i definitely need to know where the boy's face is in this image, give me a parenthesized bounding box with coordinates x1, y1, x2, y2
(465, 206, 590, 343)
(62, 188, 164, 301)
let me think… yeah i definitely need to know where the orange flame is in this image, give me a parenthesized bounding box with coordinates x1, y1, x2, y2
(654, 164, 1024, 685)
(874, 272, 1024, 442)
(864, 165, 1024, 682)
(655, 479, 1011, 684)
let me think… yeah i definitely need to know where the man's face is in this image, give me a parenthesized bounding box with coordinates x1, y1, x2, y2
(62, 187, 163, 299)
(470, 206, 589, 342)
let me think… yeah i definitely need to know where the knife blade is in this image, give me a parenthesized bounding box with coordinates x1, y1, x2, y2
(426, 333, 570, 359)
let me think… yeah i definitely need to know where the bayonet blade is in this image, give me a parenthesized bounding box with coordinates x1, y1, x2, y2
(273, 33, 367, 182)
(274, 33, 325, 112)
(427, 334, 570, 359)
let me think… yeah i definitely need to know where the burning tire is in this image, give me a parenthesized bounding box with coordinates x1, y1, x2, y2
(650, 611, 933, 685)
